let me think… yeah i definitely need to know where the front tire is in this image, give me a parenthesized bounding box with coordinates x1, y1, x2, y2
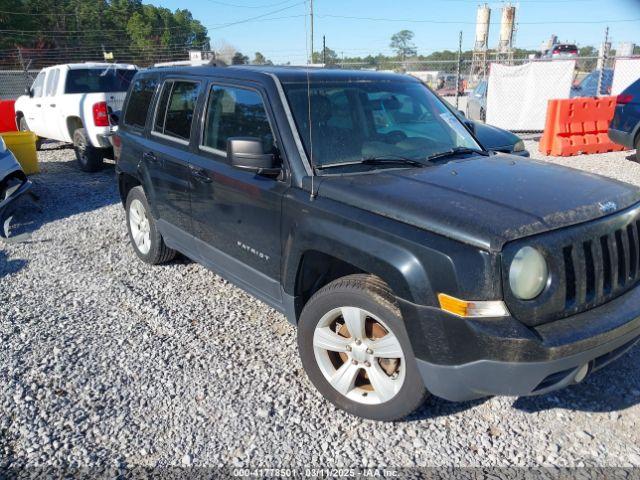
(298, 274, 428, 421)
(73, 128, 104, 172)
(125, 186, 176, 265)
(19, 116, 43, 150)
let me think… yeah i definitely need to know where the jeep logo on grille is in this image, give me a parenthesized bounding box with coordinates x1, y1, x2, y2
(598, 201, 618, 214)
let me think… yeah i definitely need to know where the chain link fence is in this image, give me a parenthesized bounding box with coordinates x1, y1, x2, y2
(0, 70, 38, 100)
(339, 55, 636, 131)
(1, 47, 638, 132)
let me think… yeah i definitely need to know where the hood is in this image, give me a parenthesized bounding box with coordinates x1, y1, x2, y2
(317, 154, 640, 251)
(473, 122, 519, 150)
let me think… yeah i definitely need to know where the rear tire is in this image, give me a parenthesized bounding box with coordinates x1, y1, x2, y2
(635, 133, 640, 163)
(125, 186, 176, 265)
(18, 116, 42, 150)
(73, 128, 104, 172)
(297, 274, 429, 421)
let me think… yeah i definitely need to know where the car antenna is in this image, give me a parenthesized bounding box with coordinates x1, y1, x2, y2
(303, 15, 316, 201)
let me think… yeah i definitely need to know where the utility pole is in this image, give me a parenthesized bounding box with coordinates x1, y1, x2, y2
(455, 31, 463, 109)
(597, 26, 609, 97)
(309, 0, 314, 64)
(322, 35, 326, 65)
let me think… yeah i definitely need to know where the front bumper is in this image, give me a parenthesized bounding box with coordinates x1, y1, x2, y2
(0, 157, 34, 239)
(608, 128, 634, 149)
(400, 284, 640, 401)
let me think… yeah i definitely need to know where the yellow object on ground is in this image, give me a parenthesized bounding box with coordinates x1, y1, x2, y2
(0, 131, 39, 175)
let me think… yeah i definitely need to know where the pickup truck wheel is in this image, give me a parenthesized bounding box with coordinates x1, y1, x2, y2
(298, 274, 428, 421)
(635, 133, 640, 162)
(125, 186, 176, 264)
(73, 128, 104, 172)
(19, 117, 42, 150)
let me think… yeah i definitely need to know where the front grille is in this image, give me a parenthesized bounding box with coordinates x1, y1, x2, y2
(502, 204, 640, 327)
(562, 219, 640, 317)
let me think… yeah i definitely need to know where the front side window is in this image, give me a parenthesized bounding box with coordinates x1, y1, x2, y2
(153, 81, 199, 141)
(202, 85, 274, 154)
(123, 77, 157, 129)
(284, 80, 480, 168)
(31, 71, 45, 97)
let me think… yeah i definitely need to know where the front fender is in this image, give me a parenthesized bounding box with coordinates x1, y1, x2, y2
(283, 215, 433, 305)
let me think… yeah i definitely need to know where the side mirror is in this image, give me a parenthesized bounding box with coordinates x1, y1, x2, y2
(458, 110, 466, 118)
(464, 120, 476, 133)
(227, 137, 280, 176)
(26, 88, 34, 98)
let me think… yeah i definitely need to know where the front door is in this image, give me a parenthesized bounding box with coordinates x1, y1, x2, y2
(23, 70, 47, 135)
(41, 68, 64, 141)
(189, 82, 288, 304)
(145, 79, 201, 237)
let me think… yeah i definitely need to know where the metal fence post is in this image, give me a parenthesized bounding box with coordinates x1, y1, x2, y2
(455, 31, 462, 109)
(597, 26, 609, 97)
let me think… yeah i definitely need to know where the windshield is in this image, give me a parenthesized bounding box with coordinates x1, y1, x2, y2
(283, 80, 480, 169)
(65, 68, 137, 94)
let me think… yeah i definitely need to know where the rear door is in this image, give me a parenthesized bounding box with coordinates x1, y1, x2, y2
(189, 80, 288, 304)
(145, 78, 202, 239)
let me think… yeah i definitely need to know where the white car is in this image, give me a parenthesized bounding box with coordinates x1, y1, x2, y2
(14, 63, 138, 172)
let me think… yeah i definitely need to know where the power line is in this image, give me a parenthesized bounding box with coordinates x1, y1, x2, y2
(317, 13, 640, 25)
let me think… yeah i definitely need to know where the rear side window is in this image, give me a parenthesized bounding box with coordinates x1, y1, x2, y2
(202, 85, 274, 154)
(123, 77, 158, 129)
(45, 69, 59, 96)
(153, 81, 199, 142)
(65, 68, 136, 94)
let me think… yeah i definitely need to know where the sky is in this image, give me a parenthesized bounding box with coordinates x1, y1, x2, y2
(151, 0, 640, 63)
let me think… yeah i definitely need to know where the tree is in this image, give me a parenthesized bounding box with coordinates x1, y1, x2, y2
(390, 30, 417, 60)
(312, 46, 338, 65)
(253, 52, 268, 65)
(231, 52, 249, 65)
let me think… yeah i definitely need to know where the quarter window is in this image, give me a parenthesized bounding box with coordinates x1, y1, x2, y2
(153, 81, 199, 141)
(202, 85, 274, 154)
(124, 77, 158, 129)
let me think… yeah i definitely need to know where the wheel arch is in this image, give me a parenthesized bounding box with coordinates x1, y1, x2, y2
(14, 111, 24, 130)
(284, 224, 433, 322)
(118, 172, 141, 207)
(66, 116, 84, 139)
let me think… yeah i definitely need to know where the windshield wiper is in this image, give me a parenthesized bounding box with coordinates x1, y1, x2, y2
(426, 147, 490, 162)
(316, 155, 426, 170)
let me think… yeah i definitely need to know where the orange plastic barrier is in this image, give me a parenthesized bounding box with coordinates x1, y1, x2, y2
(539, 96, 625, 156)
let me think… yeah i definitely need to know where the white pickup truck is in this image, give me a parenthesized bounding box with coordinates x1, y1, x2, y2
(15, 63, 138, 172)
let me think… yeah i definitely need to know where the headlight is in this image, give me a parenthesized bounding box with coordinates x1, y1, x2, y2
(509, 246, 548, 300)
(513, 139, 525, 152)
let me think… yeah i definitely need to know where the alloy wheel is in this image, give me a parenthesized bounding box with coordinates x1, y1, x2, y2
(129, 198, 151, 255)
(313, 306, 406, 405)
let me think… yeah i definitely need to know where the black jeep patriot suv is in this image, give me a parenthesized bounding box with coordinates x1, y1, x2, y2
(115, 65, 640, 421)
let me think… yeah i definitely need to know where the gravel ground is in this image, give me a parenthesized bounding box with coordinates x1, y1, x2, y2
(2, 141, 640, 472)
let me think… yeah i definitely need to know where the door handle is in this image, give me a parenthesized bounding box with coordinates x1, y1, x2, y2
(50, 104, 56, 107)
(189, 165, 212, 183)
(143, 151, 161, 165)
(35, 104, 41, 108)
